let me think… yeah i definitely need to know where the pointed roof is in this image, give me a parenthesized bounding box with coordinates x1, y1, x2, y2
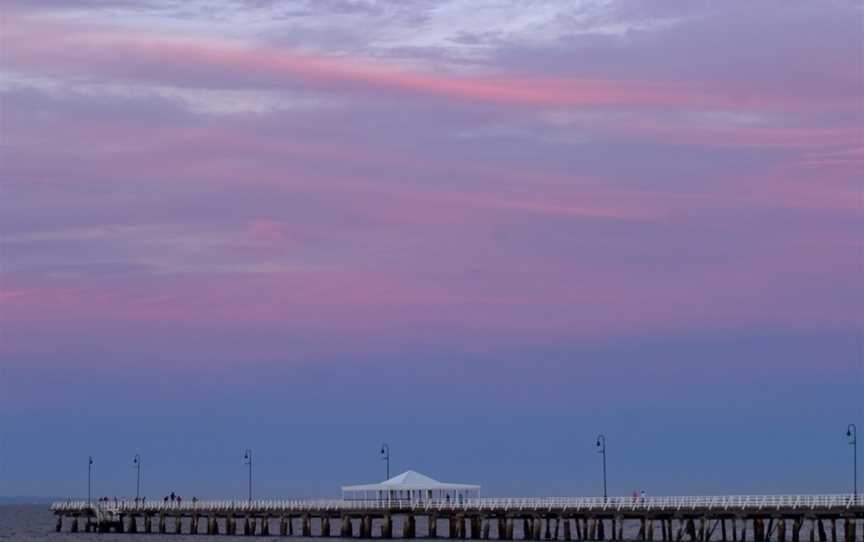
(341, 470, 480, 492)
(380, 470, 441, 487)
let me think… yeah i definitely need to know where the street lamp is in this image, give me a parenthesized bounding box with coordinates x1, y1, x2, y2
(88, 456, 94, 506)
(380, 443, 390, 480)
(595, 434, 607, 500)
(847, 424, 858, 498)
(243, 449, 253, 503)
(133, 454, 142, 501)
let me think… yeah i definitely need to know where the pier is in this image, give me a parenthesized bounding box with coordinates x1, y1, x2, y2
(51, 495, 863, 539)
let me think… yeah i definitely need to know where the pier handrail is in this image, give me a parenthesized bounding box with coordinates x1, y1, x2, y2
(52, 494, 864, 514)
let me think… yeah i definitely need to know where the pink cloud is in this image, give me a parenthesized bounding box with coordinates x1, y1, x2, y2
(5, 12, 849, 112)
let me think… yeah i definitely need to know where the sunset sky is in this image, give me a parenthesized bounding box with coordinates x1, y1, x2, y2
(0, 0, 862, 499)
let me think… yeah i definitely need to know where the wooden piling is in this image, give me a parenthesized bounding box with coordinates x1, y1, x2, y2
(564, 518, 572, 541)
(778, 519, 786, 542)
(429, 515, 437, 538)
(792, 519, 801, 542)
(411, 514, 419, 539)
(818, 520, 827, 542)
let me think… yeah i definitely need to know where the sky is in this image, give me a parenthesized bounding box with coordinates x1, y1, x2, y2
(0, 0, 862, 500)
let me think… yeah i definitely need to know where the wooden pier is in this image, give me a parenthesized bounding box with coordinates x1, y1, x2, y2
(52, 495, 863, 540)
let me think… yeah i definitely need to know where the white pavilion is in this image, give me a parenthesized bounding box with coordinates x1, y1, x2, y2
(342, 470, 481, 504)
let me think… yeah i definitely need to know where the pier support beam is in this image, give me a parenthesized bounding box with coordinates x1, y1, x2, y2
(564, 518, 572, 541)
(408, 513, 417, 539)
(322, 516, 331, 537)
(429, 515, 437, 539)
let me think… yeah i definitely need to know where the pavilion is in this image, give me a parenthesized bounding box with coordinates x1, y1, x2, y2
(341, 470, 480, 504)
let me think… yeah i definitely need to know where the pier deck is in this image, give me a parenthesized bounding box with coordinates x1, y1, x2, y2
(52, 495, 863, 539)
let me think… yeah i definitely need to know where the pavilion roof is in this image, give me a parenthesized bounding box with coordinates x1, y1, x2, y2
(341, 470, 480, 491)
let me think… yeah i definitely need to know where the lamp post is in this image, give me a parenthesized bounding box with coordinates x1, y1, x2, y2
(88, 456, 94, 506)
(848, 424, 858, 498)
(595, 434, 607, 500)
(133, 454, 141, 501)
(243, 449, 253, 503)
(380, 443, 390, 479)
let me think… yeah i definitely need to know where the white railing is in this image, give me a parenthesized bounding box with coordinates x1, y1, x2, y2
(52, 495, 864, 514)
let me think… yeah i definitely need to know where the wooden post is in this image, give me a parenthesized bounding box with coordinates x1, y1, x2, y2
(429, 515, 438, 539)
(640, 518, 647, 541)
(778, 520, 786, 542)
(818, 520, 827, 542)
(792, 519, 801, 542)
(506, 519, 514, 541)
(686, 519, 697, 541)
(322, 516, 331, 537)
(564, 519, 572, 541)
(483, 517, 492, 540)
(554, 518, 560, 541)
(575, 518, 583, 541)
(365, 516, 373, 539)
(649, 520, 655, 542)
(809, 519, 815, 542)
(545, 518, 552, 540)
(597, 519, 605, 541)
